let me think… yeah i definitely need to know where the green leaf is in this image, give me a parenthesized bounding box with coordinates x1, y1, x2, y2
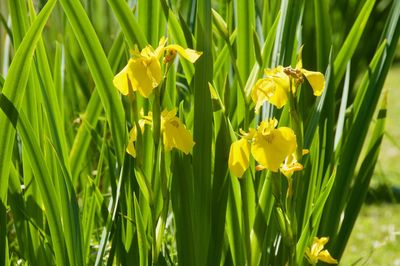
(0, 0, 56, 216)
(107, 0, 147, 49)
(134, 195, 148, 266)
(313, 0, 332, 70)
(333, 0, 376, 90)
(192, 1, 213, 265)
(59, 0, 126, 165)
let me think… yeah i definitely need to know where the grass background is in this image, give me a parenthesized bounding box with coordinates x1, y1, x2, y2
(342, 62, 400, 265)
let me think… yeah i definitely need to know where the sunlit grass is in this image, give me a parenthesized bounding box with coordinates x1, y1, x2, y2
(373, 64, 400, 187)
(343, 62, 400, 265)
(342, 204, 400, 266)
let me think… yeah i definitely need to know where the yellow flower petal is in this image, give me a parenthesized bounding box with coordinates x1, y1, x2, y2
(161, 109, 195, 154)
(126, 58, 160, 98)
(126, 127, 137, 158)
(165, 44, 202, 63)
(251, 120, 297, 172)
(113, 66, 130, 95)
(251, 77, 288, 111)
(301, 69, 325, 96)
(265, 66, 290, 90)
(146, 57, 163, 87)
(305, 237, 338, 265)
(228, 138, 251, 177)
(280, 153, 303, 177)
(318, 250, 338, 264)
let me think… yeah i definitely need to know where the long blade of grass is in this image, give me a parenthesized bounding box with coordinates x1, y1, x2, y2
(59, 0, 126, 165)
(333, 0, 376, 91)
(69, 32, 125, 182)
(192, 1, 213, 265)
(236, 0, 255, 79)
(313, 0, 332, 70)
(107, 0, 147, 49)
(0, 0, 56, 201)
(0, 106, 68, 265)
(334, 92, 387, 259)
(0, 6, 57, 264)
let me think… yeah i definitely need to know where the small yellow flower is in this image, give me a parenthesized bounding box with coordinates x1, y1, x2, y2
(280, 153, 303, 178)
(305, 237, 338, 265)
(251, 119, 297, 172)
(228, 120, 297, 176)
(161, 108, 195, 154)
(251, 48, 325, 110)
(113, 38, 202, 98)
(113, 38, 166, 97)
(251, 66, 290, 111)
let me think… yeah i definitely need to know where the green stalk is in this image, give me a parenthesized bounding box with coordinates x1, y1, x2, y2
(192, 0, 213, 264)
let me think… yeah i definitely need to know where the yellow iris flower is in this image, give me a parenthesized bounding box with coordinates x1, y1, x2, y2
(305, 237, 338, 265)
(251, 50, 325, 111)
(228, 119, 297, 177)
(161, 108, 195, 154)
(126, 108, 194, 157)
(113, 38, 202, 98)
(280, 153, 304, 178)
(252, 67, 289, 112)
(251, 119, 297, 172)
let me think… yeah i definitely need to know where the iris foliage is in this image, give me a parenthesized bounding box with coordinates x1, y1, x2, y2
(0, 0, 399, 265)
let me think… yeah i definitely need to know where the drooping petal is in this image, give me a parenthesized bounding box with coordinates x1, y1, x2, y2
(251, 77, 288, 111)
(318, 250, 338, 264)
(302, 69, 325, 96)
(126, 127, 137, 158)
(161, 109, 195, 154)
(127, 58, 157, 98)
(165, 44, 202, 63)
(228, 138, 251, 177)
(251, 121, 296, 172)
(146, 57, 163, 87)
(113, 65, 130, 95)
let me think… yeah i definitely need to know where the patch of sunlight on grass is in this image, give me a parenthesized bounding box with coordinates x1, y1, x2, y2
(373, 63, 400, 187)
(341, 204, 400, 266)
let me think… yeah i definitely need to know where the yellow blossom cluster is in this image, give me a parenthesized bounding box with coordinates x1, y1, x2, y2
(252, 51, 325, 112)
(113, 38, 201, 156)
(228, 48, 325, 178)
(126, 109, 195, 158)
(228, 118, 300, 177)
(113, 37, 202, 98)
